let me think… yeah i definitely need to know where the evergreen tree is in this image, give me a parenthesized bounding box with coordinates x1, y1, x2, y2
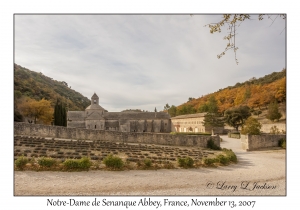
(266, 101, 282, 122)
(54, 99, 67, 126)
(202, 96, 224, 130)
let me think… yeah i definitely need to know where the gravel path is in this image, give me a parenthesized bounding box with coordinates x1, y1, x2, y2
(14, 135, 286, 196)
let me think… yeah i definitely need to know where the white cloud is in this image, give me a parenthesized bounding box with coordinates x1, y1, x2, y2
(15, 14, 286, 112)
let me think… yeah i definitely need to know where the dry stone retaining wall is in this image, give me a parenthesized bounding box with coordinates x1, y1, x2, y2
(241, 134, 286, 151)
(14, 123, 220, 148)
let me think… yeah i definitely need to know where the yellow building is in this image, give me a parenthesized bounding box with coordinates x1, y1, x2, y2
(171, 113, 224, 134)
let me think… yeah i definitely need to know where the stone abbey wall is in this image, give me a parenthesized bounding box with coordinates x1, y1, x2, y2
(14, 123, 220, 148)
(241, 134, 286, 151)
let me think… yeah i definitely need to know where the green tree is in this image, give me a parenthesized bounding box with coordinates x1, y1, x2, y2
(224, 105, 251, 131)
(241, 117, 262, 135)
(203, 113, 224, 129)
(207, 96, 218, 113)
(188, 97, 195, 102)
(54, 99, 67, 126)
(202, 96, 224, 130)
(198, 104, 209, 113)
(198, 96, 218, 113)
(168, 105, 177, 117)
(266, 101, 282, 122)
(177, 105, 196, 115)
(164, 103, 170, 115)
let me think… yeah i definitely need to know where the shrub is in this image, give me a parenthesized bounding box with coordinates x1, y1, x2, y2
(270, 126, 280, 134)
(63, 159, 79, 169)
(216, 154, 230, 165)
(177, 157, 194, 168)
(278, 138, 286, 149)
(103, 155, 124, 169)
(63, 157, 92, 170)
(38, 157, 56, 167)
(163, 162, 175, 169)
(15, 155, 29, 169)
(203, 149, 237, 166)
(203, 157, 217, 166)
(144, 159, 152, 168)
(241, 117, 261, 135)
(207, 139, 221, 150)
(222, 148, 238, 163)
(78, 157, 92, 169)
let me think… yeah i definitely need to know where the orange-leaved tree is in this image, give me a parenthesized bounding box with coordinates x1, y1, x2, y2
(18, 97, 53, 124)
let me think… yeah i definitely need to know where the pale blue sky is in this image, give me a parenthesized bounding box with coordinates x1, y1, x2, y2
(15, 14, 286, 112)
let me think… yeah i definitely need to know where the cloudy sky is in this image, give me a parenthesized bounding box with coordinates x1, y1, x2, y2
(14, 14, 286, 112)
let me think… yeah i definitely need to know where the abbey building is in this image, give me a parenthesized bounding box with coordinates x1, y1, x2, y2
(67, 93, 171, 133)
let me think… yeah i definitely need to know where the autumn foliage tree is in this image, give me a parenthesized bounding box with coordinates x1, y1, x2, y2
(173, 70, 285, 117)
(18, 98, 53, 124)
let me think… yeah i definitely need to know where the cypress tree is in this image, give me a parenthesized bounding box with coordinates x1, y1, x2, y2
(54, 99, 67, 126)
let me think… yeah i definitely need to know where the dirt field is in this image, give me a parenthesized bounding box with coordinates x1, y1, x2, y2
(14, 135, 286, 196)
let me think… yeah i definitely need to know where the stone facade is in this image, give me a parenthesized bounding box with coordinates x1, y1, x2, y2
(67, 93, 171, 133)
(14, 122, 220, 148)
(171, 113, 224, 134)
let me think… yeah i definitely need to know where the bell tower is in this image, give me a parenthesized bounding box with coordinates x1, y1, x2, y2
(91, 93, 99, 105)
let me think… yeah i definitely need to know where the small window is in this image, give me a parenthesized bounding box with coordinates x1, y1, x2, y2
(95, 125, 96, 129)
(94, 99, 96, 104)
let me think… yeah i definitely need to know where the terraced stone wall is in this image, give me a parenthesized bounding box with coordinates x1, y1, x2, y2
(14, 122, 220, 148)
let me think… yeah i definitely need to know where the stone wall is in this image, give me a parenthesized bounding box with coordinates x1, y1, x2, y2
(228, 133, 240, 139)
(14, 123, 220, 148)
(241, 134, 286, 151)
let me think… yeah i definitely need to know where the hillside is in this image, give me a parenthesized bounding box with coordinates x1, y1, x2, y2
(173, 68, 286, 117)
(14, 64, 90, 121)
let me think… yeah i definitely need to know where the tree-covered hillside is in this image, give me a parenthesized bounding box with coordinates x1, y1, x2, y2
(14, 64, 90, 121)
(170, 68, 286, 117)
